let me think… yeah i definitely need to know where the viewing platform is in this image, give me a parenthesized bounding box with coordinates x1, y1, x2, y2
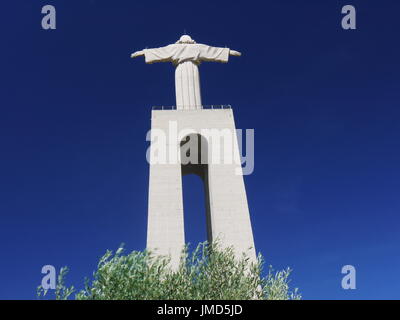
(152, 105, 232, 111)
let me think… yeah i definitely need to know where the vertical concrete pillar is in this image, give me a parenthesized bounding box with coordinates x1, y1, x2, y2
(147, 108, 256, 269)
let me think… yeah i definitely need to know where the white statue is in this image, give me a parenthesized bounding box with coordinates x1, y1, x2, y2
(131, 35, 241, 110)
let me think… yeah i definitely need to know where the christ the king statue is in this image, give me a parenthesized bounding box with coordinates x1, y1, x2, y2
(131, 34, 241, 110)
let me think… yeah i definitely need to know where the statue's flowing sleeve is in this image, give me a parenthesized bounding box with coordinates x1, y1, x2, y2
(143, 45, 176, 64)
(199, 45, 230, 63)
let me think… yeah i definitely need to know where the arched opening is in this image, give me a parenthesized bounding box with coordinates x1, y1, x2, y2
(180, 134, 212, 248)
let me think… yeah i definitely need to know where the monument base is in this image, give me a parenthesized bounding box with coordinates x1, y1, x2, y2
(146, 107, 256, 268)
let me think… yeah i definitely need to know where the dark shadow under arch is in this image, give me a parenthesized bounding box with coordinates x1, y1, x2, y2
(180, 134, 212, 244)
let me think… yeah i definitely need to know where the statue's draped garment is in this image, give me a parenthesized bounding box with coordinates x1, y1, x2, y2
(143, 44, 230, 110)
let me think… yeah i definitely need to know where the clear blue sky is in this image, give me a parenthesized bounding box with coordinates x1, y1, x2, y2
(1, 0, 399, 299)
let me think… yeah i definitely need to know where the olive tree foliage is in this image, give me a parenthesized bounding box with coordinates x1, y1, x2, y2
(37, 242, 301, 300)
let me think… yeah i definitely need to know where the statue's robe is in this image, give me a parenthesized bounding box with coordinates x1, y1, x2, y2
(143, 44, 230, 110)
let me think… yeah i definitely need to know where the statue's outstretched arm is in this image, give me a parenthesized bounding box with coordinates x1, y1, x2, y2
(130, 50, 145, 58)
(130, 46, 174, 63)
(229, 49, 242, 57)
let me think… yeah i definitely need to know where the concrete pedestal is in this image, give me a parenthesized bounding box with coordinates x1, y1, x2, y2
(147, 108, 256, 268)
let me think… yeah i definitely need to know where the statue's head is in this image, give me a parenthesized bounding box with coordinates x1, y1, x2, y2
(176, 35, 196, 44)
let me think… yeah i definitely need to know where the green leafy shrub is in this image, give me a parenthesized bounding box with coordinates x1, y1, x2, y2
(37, 242, 301, 300)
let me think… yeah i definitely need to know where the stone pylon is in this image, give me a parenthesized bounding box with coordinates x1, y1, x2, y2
(146, 108, 256, 268)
